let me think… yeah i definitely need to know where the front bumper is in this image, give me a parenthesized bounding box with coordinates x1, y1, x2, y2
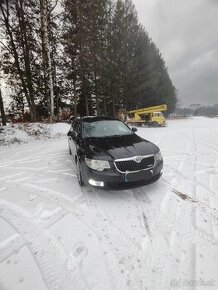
(81, 159, 163, 187)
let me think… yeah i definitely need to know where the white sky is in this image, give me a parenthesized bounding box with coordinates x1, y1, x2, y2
(132, 0, 218, 106)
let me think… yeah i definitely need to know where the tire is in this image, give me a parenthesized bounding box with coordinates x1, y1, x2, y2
(152, 172, 162, 183)
(76, 159, 84, 186)
(153, 122, 159, 127)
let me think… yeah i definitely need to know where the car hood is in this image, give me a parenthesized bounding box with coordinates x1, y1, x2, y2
(84, 134, 159, 160)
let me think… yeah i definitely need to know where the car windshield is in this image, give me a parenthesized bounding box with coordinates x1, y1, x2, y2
(83, 120, 133, 138)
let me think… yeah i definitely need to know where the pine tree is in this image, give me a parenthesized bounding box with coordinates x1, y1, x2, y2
(62, 0, 94, 116)
(1, 0, 177, 120)
(39, 0, 56, 121)
(89, 0, 109, 115)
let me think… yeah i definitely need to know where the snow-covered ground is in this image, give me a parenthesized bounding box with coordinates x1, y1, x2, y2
(0, 123, 68, 145)
(0, 118, 218, 290)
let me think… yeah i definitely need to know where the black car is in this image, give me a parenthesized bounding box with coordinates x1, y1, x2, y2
(67, 116, 163, 187)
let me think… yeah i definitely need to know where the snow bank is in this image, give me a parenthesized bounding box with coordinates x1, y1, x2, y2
(0, 122, 70, 146)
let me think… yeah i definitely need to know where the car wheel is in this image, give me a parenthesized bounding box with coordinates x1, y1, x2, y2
(152, 172, 162, 182)
(76, 159, 84, 186)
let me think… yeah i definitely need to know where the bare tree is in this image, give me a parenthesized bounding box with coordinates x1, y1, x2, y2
(0, 0, 37, 121)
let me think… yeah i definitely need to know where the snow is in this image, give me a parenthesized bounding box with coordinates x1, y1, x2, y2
(0, 117, 218, 290)
(0, 122, 69, 145)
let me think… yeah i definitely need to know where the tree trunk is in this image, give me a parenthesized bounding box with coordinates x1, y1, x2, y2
(74, 94, 77, 118)
(0, 89, 7, 126)
(39, 0, 49, 109)
(17, 0, 37, 121)
(85, 95, 89, 116)
(103, 96, 107, 115)
(73, 79, 77, 118)
(40, 0, 54, 122)
(0, 1, 36, 121)
(112, 96, 116, 117)
(94, 72, 99, 115)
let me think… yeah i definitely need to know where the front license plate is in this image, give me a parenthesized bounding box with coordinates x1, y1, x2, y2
(125, 170, 153, 182)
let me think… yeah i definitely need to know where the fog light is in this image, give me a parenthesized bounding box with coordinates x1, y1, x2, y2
(88, 179, 104, 187)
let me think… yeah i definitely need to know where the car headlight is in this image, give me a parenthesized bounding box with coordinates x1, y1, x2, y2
(85, 158, 110, 171)
(155, 151, 163, 162)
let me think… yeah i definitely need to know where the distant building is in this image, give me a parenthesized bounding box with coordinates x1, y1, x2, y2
(189, 104, 201, 110)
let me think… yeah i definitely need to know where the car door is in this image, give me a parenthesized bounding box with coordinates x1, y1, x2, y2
(68, 121, 79, 156)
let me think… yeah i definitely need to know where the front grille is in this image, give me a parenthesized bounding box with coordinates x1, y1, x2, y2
(115, 156, 154, 173)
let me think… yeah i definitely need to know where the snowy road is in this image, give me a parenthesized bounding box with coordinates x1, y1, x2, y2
(0, 118, 218, 290)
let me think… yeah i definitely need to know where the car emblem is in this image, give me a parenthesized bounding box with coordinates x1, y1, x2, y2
(135, 156, 143, 163)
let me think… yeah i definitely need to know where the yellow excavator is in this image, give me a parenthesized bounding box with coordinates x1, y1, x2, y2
(126, 104, 167, 127)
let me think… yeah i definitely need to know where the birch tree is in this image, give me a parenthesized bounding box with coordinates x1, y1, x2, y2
(40, 0, 55, 121)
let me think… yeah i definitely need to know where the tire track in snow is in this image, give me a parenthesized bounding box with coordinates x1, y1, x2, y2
(171, 188, 218, 226)
(82, 188, 142, 290)
(0, 147, 66, 168)
(160, 180, 218, 247)
(0, 207, 68, 263)
(131, 183, 215, 289)
(198, 141, 218, 155)
(130, 187, 172, 290)
(163, 167, 218, 226)
(0, 199, 90, 290)
(0, 172, 24, 181)
(164, 164, 218, 197)
(0, 234, 25, 263)
(23, 183, 124, 290)
(161, 146, 217, 289)
(0, 154, 64, 168)
(24, 182, 144, 289)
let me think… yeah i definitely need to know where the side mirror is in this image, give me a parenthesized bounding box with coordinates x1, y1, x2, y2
(132, 127, 137, 133)
(67, 131, 77, 137)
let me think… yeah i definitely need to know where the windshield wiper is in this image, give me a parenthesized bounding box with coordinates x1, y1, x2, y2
(104, 134, 130, 138)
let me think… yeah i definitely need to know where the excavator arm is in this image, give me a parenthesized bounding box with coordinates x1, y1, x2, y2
(127, 104, 167, 115)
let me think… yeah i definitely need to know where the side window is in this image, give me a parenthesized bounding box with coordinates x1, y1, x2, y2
(73, 121, 81, 135)
(76, 122, 81, 135)
(73, 121, 78, 132)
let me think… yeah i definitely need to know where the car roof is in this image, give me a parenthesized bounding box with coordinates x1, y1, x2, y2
(75, 116, 119, 123)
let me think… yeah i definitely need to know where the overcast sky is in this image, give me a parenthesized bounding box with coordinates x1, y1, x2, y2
(132, 0, 218, 106)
